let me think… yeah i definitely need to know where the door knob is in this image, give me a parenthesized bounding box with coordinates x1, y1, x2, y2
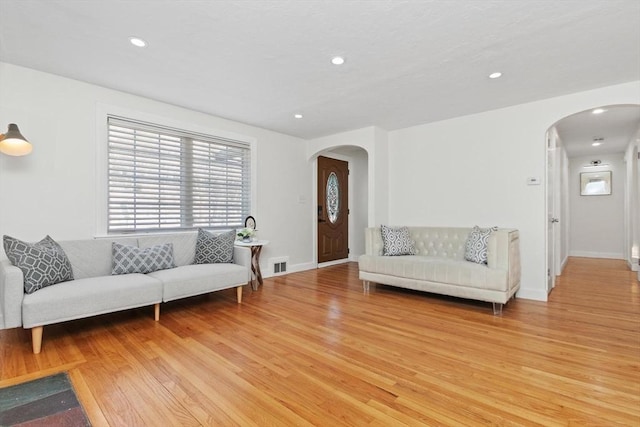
(550, 218, 559, 223)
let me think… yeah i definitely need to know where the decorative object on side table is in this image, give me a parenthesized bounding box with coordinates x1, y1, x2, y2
(244, 215, 256, 229)
(237, 227, 254, 242)
(234, 239, 269, 290)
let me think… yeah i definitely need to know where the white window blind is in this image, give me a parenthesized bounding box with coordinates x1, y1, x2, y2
(107, 116, 251, 233)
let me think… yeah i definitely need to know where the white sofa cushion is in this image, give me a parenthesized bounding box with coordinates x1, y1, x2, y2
(359, 254, 508, 291)
(149, 263, 248, 302)
(59, 237, 138, 279)
(22, 273, 162, 328)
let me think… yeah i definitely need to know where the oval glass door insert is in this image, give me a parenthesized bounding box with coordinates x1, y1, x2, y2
(326, 172, 340, 223)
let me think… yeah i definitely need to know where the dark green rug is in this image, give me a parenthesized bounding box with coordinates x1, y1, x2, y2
(0, 372, 91, 426)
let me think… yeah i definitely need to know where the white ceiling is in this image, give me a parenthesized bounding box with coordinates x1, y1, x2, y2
(0, 0, 639, 141)
(555, 105, 640, 158)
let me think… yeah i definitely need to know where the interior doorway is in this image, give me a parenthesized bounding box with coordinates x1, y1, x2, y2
(317, 156, 349, 263)
(546, 104, 640, 285)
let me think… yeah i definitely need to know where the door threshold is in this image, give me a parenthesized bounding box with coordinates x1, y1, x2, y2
(318, 259, 350, 268)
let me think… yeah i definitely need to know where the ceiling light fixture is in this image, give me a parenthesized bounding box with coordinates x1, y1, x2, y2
(489, 72, 502, 79)
(592, 142, 602, 147)
(294, 114, 303, 119)
(129, 37, 147, 48)
(584, 163, 610, 168)
(331, 56, 345, 65)
(592, 108, 606, 114)
(592, 137, 604, 147)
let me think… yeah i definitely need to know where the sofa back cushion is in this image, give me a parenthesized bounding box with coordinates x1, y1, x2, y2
(59, 237, 138, 279)
(365, 227, 471, 260)
(138, 232, 197, 267)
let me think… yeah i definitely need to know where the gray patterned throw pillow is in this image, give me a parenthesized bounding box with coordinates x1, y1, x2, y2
(111, 243, 175, 275)
(381, 225, 416, 256)
(3, 235, 74, 294)
(194, 229, 235, 264)
(464, 226, 498, 265)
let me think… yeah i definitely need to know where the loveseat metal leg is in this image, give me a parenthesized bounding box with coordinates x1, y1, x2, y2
(362, 281, 370, 293)
(154, 303, 160, 321)
(32, 326, 43, 354)
(492, 303, 503, 316)
(236, 285, 243, 303)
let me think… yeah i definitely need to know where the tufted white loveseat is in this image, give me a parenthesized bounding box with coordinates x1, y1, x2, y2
(358, 227, 521, 314)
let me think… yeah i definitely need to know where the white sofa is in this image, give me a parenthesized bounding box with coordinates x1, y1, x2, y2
(0, 232, 250, 353)
(358, 227, 521, 314)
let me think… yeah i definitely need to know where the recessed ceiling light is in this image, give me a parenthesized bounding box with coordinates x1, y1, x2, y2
(331, 56, 345, 65)
(489, 72, 502, 79)
(592, 108, 606, 114)
(129, 37, 147, 48)
(294, 114, 303, 119)
(592, 142, 602, 147)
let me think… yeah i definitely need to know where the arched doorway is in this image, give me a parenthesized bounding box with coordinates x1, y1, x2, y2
(546, 104, 640, 291)
(309, 145, 369, 266)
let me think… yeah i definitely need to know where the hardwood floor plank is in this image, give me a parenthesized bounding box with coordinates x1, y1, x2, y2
(0, 257, 638, 425)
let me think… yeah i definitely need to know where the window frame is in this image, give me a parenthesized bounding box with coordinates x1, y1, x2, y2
(96, 104, 257, 237)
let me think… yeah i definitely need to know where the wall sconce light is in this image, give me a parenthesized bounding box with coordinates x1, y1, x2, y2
(0, 123, 33, 156)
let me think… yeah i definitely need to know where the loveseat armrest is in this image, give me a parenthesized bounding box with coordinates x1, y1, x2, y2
(487, 229, 521, 291)
(364, 227, 383, 256)
(0, 258, 24, 329)
(234, 246, 252, 282)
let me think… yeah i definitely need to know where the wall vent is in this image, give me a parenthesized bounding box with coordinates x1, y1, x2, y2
(274, 262, 287, 274)
(269, 256, 290, 276)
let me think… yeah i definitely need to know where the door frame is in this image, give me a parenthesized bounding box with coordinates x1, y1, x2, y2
(313, 152, 354, 267)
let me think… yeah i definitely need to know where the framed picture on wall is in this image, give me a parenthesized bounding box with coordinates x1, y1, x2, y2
(580, 171, 612, 196)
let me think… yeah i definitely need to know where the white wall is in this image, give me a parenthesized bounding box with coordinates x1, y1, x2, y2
(387, 81, 640, 301)
(569, 154, 625, 259)
(560, 147, 571, 270)
(0, 62, 313, 272)
(624, 125, 640, 270)
(350, 151, 368, 259)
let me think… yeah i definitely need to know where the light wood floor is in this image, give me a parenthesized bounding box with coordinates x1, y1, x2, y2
(1, 257, 638, 426)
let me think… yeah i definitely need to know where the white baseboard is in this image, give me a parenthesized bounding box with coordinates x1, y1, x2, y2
(290, 262, 318, 273)
(629, 257, 639, 272)
(515, 288, 548, 302)
(560, 256, 569, 273)
(569, 251, 624, 260)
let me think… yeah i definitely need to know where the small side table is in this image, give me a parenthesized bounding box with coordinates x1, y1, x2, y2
(234, 240, 269, 290)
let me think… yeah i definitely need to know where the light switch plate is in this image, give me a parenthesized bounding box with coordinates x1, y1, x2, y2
(527, 177, 541, 185)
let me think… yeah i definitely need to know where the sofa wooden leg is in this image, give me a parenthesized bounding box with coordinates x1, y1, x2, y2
(32, 326, 43, 354)
(236, 286, 243, 303)
(154, 303, 160, 321)
(492, 303, 503, 316)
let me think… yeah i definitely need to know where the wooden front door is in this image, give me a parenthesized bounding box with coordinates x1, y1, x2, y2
(317, 156, 349, 263)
